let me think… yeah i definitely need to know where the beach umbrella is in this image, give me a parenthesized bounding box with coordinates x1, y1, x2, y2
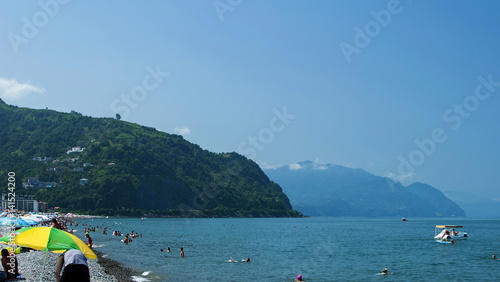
(0, 217, 39, 227)
(0, 227, 36, 244)
(24, 214, 49, 222)
(13, 227, 96, 259)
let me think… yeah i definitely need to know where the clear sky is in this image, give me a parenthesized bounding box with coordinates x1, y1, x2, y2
(1, 0, 500, 199)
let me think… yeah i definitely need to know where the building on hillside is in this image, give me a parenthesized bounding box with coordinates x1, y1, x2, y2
(39, 181, 58, 188)
(32, 156, 52, 162)
(27, 177, 39, 186)
(23, 179, 59, 189)
(80, 179, 89, 186)
(67, 147, 84, 154)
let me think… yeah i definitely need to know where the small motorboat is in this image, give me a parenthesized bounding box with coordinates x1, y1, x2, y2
(434, 225, 468, 240)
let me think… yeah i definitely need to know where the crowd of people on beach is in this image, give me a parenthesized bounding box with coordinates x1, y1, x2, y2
(0, 214, 94, 281)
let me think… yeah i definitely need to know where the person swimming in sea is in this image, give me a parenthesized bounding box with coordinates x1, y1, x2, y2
(294, 274, 304, 281)
(377, 268, 392, 275)
(227, 257, 250, 263)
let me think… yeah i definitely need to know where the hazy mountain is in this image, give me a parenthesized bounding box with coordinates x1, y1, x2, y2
(264, 161, 465, 217)
(444, 191, 500, 218)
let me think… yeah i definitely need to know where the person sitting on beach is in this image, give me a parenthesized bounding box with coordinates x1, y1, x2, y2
(55, 249, 90, 282)
(1, 249, 20, 280)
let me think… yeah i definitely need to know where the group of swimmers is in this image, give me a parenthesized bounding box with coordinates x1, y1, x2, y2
(228, 257, 250, 263)
(160, 247, 185, 258)
(80, 221, 142, 246)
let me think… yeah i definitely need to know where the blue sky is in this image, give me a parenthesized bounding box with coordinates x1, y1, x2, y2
(1, 0, 500, 199)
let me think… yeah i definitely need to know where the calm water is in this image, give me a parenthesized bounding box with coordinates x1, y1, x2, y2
(75, 217, 500, 281)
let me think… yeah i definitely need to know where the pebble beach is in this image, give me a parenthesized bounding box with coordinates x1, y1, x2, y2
(0, 226, 139, 282)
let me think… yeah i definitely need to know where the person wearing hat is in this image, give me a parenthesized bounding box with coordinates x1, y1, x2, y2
(295, 274, 304, 281)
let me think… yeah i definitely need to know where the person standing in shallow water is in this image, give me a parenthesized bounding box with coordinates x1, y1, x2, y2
(85, 234, 93, 249)
(180, 247, 185, 258)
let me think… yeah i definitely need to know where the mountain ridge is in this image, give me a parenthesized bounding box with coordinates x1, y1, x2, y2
(264, 161, 466, 217)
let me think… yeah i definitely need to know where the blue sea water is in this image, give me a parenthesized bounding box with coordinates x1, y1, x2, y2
(75, 217, 500, 281)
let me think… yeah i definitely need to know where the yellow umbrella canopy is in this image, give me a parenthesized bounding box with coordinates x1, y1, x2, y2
(14, 227, 96, 259)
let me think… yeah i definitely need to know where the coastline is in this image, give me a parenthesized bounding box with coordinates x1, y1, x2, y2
(94, 249, 142, 282)
(0, 225, 139, 281)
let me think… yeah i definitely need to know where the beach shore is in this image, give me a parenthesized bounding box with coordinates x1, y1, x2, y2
(0, 227, 139, 281)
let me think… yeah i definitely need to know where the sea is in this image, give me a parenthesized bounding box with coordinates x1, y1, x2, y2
(74, 217, 500, 281)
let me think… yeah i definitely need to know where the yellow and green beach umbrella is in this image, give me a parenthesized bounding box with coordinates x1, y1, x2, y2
(0, 226, 36, 244)
(13, 226, 96, 259)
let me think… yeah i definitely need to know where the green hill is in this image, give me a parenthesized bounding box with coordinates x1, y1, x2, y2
(0, 99, 299, 217)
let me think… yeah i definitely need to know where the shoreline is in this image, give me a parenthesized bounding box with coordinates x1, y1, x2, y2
(0, 225, 140, 281)
(94, 249, 142, 282)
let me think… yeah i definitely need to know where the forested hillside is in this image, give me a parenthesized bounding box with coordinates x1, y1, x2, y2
(0, 99, 298, 217)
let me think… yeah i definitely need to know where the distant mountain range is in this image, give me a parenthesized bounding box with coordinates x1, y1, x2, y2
(264, 161, 466, 217)
(444, 191, 500, 218)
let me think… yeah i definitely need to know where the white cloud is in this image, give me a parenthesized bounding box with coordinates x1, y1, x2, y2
(385, 171, 415, 185)
(289, 163, 303, 170)
(257, 161, 279, 170)
(0, 77, 46, 101)
(174, 126, 191, 136)
(313, 165, 328, 170)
